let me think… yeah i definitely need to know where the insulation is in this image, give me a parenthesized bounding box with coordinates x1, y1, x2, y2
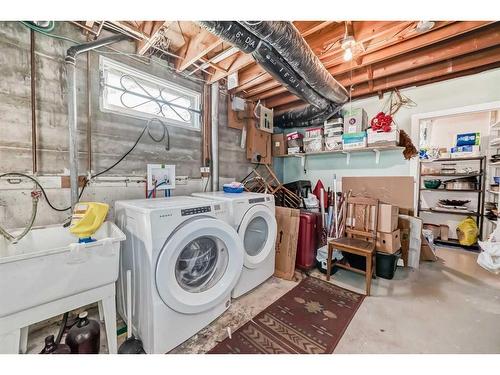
(238, 21, 348, 104)
(199, 21, 348, 128)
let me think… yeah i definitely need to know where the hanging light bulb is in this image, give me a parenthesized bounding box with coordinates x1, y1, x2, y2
(341, 34, 355, 62)
(343, 47, 353, 61)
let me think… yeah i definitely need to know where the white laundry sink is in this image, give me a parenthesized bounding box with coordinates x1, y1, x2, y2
(0, 222, 125, 318)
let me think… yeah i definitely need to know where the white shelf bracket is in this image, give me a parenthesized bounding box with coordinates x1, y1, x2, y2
(373, 149, 380, 164)
(343, 151, 351, 165)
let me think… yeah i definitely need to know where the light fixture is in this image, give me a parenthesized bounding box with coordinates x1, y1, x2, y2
(415, 21, 435, 33)
(341, 35, 355, 62)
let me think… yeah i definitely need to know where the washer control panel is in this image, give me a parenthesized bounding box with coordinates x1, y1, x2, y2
(249, 197, 265, 204)
(181, 206, 211, 216)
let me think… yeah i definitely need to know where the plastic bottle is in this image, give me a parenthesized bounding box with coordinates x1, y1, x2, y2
(65, 311, 101, 354)
(39, 335, 71, 354)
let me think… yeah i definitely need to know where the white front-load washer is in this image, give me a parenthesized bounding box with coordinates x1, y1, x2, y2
(114, 196, 244, 354)
(191, 192, 277, 298)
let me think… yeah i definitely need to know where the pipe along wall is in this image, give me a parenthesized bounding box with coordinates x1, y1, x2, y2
(199, 21, 349, 128)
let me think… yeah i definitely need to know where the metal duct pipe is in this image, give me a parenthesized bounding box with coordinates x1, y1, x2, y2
(210, 82, 219, 192)
(199, 21, 348, 127)
(238, 21, 349, 104)
(65, 34, 129, 208)
(199, 21, 329, 110)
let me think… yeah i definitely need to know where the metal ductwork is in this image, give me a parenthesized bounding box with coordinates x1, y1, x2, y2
(238, 21, 348, 104)
(199, 21, 348, 128)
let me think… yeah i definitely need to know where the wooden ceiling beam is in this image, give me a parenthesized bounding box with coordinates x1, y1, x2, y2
(338, 23, 500, 86)
(137, 21, 170, 55)
(249, 22, 498, 103)
(327, 21, 493, 75)
(295, 21, 336, 37)
(270, 45, 500, 112)
(350, 45, 500, 97)
(237, 21, 416, 96)
(176, 30, 222, 72)
(208, 53, 255, 83)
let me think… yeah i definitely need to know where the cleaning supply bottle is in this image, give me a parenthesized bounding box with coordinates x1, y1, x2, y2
(39, 335, 71, 354)
(65, 311, 101, 354)
(69, 202, 109, 243)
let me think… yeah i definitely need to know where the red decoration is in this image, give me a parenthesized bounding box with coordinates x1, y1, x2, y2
(370, 111, 393, 132)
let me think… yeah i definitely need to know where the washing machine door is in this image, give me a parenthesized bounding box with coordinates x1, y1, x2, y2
(155, 217, 244, 314)
(238, 205, 277, 269)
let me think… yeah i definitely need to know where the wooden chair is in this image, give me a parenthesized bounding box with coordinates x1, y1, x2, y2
(326, 196, 379, 296)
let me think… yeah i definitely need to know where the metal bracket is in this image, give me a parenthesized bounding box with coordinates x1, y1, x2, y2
(373, 148, 380, 164)
(342, 151, 351, 165)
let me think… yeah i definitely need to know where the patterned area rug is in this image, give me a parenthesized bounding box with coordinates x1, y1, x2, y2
(208, 277, 364, 354)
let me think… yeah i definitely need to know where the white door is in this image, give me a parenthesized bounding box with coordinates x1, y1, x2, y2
(238, 205, 277, 269)
(155, 217, 244, 314)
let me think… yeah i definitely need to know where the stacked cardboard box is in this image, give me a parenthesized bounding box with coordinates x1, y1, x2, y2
(342, 108, 367, 150)
(375, 203, 401, 254)
(324, 118, 343, 151)
(303, 127, 324, 153)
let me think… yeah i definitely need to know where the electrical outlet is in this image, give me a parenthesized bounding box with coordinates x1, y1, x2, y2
(175, 176, 188, 185)
(200, 167, 210, 173)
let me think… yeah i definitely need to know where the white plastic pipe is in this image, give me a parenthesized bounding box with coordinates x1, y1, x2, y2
(126, 269, 132, 339)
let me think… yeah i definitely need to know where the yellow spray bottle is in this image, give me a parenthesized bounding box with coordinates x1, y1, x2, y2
(69, 202, 109, 243)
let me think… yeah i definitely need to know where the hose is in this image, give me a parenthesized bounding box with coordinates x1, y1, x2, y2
(55, 311, 69, 345)
(0, 189, 40, 243)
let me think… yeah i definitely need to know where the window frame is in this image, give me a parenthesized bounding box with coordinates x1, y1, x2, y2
(99, 56, 202, 131)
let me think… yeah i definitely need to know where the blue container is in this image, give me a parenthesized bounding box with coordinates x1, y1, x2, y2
(223, 185, 244, 193)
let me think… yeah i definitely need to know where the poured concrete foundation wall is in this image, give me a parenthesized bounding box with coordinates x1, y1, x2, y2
(0, 21, 253, 228)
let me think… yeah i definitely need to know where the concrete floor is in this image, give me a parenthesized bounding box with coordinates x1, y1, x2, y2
(27, 246, 500, 354)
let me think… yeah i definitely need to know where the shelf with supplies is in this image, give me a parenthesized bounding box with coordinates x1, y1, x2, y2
(417, 156, 486, 248)
(274, 145, 403, 165)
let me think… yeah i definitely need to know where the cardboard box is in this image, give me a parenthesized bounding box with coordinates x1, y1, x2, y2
(378, 203, 399, 233)
(274, 207, 300, 280)
(287, 147, 301, 154)
(398, 216, 411, 267)
(272, 133, 286, 156)
(376, 229, 401, 254)
(367, 127, 400, 146)
(343, 108, 368, 133)
(342, 131, 367, 150)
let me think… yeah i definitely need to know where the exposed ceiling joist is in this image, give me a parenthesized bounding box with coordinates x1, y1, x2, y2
(176, 31, 222, 72)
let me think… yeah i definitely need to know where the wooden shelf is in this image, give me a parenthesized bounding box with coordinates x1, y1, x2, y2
(274, 145, 404, 158)
(419, 208, 479, 216)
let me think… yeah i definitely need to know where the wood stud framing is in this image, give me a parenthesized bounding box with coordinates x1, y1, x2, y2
(82, 21, 500, 112)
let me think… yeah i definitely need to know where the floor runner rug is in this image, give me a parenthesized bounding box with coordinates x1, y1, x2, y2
(208, 277, 364, 354)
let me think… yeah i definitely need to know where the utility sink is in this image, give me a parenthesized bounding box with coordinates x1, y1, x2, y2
(0, 222, 125, 318)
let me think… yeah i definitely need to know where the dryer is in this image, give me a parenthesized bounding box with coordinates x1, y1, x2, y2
(192, 192, 277, 298)
(114, 197, 244, 354)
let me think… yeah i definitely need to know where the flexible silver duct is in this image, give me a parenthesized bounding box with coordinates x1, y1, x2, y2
(199, 21, 348, 127)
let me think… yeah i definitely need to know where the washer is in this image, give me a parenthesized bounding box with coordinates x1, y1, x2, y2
(114, 197, 244, 354)
(192, 192, 277, 298)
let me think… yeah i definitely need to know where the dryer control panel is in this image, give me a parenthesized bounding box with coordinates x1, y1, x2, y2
(181, 206, 211, 216)
(249, 197, 265, 204)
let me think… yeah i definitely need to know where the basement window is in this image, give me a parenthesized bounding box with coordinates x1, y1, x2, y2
(99, 57, 201, 130)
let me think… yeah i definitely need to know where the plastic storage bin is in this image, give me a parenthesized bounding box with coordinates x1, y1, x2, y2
(376, 250, 401, 279)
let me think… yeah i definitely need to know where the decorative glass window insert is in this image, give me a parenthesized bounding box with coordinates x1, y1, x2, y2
(100, 56, 201, 130)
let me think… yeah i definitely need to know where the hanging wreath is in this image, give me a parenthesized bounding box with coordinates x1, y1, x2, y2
(369, 89, 416, 132)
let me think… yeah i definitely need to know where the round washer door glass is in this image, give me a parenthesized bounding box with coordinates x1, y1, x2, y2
(244, 216, 269, 256)
(175, 236, 228, 293)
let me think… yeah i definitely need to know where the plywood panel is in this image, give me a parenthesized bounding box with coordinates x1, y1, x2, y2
(342, 176, 415, 211)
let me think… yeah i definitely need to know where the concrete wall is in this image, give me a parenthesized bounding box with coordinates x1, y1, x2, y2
(0, 21, 252, 228)
(279, 68, 500, 190)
